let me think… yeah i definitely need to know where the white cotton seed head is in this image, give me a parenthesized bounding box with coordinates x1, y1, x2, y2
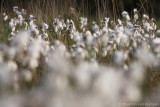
(43, 23, 49, 30)
(11, 31, 31, 50)
(29, 58, 38, 69)
(122, 11, 130, 21)
(114, 51, 128, 65)
(20, 70, 32, 82)
(73, 31, 80, 41)
(29, 15, 36, 20)
(4, 15, 8, 21)
(125, 85, 141, 102)
(93, 68, 123, 99)
(13, 6, 18, 12)
(157, 30, 160, 36)
(133, 8, 138, 13)
(21, 9, 26, 15)
(143, 14, 149, 20)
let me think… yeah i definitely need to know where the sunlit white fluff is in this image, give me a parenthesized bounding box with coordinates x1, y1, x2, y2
(122, 11, 130, 21)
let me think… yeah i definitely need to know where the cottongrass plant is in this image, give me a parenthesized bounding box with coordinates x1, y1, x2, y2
(0, 6, 160, 107)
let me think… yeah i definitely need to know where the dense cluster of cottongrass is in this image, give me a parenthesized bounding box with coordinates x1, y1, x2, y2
(0, 6, 160, 107)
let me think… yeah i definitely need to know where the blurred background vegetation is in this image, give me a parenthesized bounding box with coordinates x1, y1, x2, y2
(1, 0, 160, 21)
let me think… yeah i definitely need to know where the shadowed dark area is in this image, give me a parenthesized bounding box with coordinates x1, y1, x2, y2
(0, 0, 160, 20)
